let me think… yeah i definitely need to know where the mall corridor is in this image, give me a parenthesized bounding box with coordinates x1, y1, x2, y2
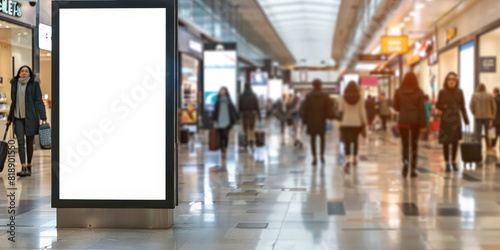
(2, 124, 500, 249)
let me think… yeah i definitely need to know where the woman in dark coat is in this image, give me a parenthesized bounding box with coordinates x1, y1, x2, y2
(394, 72, 428, 178)
(436, 72, 469, 172)
(7, 66, 47, 177)
(212, 87, 239, 160)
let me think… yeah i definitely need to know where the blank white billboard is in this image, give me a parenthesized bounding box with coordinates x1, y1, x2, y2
(203, 50, 237, 110)
(58, 8, 167, 200)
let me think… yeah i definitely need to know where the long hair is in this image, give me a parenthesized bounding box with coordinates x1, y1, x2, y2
(443, 72, 459, 89)
(401, 72, 419, 90)
(344, 81, 360, 97)
(15, 65, 35, 78)
(217, 87, 232, 101)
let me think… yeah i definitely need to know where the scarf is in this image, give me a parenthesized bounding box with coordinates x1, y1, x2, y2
(19, 77, 30, 85)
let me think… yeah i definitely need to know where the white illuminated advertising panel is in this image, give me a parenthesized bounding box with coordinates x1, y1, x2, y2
(203, 50, 237, 110)
(58, 8, 167, 200)
(460, 42, 475, 129)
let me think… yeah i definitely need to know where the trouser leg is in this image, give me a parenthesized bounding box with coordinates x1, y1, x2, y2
(14, 119, 26, 164)
(26, 135, 34, 164)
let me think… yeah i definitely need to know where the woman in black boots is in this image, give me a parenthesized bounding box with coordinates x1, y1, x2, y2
(394, 72, 428, 178)
(436, 72, 469, 172)
(7, 66, 47, 177)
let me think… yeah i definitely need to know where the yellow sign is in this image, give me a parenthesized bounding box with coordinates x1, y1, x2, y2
(381, 36, 409, 54)
(446, 27, 457, 44)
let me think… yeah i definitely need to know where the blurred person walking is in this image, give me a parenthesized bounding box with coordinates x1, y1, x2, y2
(394, 72, 428, 178)
(339, 81, 367, 174)
(7, 66, 47, 177)
(470, 83, 496, 157)
(287, 93, 302, 148)
(212, 87, 239, 160)
(378, 93, 391, 131)
(300, 79, 331, 166)
(274, 94, 288, 141)
(239, 83, 260, 149)
(436, 72, 469, 172)
(365, 95, 377, 130)
(423, 95, 433, 140)
(492, 88, 500, 150)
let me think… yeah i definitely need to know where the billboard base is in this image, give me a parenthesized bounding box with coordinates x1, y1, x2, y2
(56, 208, 173, 229)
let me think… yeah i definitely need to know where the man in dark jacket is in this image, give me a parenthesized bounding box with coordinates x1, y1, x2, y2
(239, 84, 261, 148)
(300, 79, 331, 166)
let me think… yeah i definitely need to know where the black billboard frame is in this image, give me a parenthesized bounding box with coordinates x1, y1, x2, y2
(51, 0, 178, 209)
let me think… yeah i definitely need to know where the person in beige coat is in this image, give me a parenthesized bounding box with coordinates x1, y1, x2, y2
(470, 83, 497, 152)
(339, 81, 367, 174)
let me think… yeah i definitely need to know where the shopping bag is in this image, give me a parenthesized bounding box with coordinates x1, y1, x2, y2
(430, 121, 440, 132)
(209, 129, 220, 151)
(488, 127, 496, 139)
(255, 131, 266, 147)
(38, 122, 51, 149)
(391, 125, 400, 138)
(373, 116, 382, 131)
(0, 124, 10, 172)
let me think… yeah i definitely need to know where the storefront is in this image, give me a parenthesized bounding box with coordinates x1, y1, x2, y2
(178, 27, 203, 132)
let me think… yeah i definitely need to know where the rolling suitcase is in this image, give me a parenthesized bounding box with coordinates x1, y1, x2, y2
(255, 131, 265, 147)
(0, 124, 9, 172)
(460, 126, 482, 167)
(180, 128, 189, 144)
(39, 122, 51, 149)
(209, 129, 220, 151)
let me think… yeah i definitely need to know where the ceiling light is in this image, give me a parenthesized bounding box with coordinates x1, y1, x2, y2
(17, 33, 21, 36)
(23, 32, 27, 35)
(6, 26, 9, 28)
(0, 24, 2, 27)
(426, 0, 433, 2)
(416, 3, 425, 9)
(47, 53, 51, 56)
(399, 22, 405, 28)
(409, 12, 416, 16)
(404, 17, 411, 22)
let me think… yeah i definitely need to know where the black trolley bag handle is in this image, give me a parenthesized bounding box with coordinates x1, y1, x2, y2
(0, 124, 10, 172)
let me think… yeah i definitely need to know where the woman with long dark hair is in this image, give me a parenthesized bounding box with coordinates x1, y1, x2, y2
(7, 66, 47, 177)
(212, 87, 239, 160)
(394, 72, 428, 178)
(436, 72, 469, 172)
(339, 81, 367, 174)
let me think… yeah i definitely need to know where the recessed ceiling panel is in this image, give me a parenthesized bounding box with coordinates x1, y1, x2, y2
(257, 0, 341, 65)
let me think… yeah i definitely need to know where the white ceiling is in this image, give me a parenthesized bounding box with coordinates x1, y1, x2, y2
(257, 0, 341, 66)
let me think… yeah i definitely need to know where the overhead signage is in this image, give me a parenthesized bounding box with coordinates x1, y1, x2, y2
(358, 54, 388, 61)
(0, 0, 22, 17)
(360, 76, 378, 87)
(39, 23, 52, 51)
(480, 56, 496, 73)
(381, 36, 408, 54)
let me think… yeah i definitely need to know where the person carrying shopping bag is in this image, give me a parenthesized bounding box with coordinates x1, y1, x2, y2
(7, 66, 47, 177)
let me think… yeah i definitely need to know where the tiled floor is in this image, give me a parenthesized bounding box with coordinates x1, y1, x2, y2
(1, 121, 500, 249)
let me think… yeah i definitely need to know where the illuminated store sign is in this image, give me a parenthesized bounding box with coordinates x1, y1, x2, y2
(0, 0, 22, 17)
(381, 36, 409, 54)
